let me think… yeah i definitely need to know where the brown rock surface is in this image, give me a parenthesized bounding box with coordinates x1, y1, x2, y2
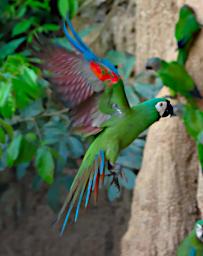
(121, 0, 203, 255)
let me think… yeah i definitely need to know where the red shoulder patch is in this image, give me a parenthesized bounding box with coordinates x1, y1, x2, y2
(89, 61, 120, 86)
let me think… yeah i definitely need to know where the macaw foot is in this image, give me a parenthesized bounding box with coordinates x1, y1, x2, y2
(106, 162, 125, 191)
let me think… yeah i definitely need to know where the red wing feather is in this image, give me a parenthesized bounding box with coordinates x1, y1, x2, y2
(40, 46, 104, 108)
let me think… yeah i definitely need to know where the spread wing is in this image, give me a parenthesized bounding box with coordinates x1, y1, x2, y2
(38, 17, 130, 136)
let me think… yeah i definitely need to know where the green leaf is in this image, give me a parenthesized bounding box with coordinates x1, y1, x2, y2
(0, 82, 11, 107)
(107, 184, 120, 202)
(41, 24, 60, 32)
(16, 136, 36, 163)
(12, 19, 33, 36)
(0, 118, 13, 139)
(119, 168, 136, 190)
(58, 0, 69, 18)
(16, 163, 29, 180)
(0, 95, 15, 118)
(12, 67, 43, 109)
(0, 38, 25, 59)
(7, 134, 23, 167)
(0, 127, 6, 144)
(69, 0, 78, 19)
(35, 146, 55, 184)
(67, 136, 84, 158)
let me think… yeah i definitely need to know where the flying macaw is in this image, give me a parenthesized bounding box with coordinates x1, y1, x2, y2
(39, 17, 174, 234)
(145, 57, 202, 102)
(175, 5, 201, 65)
(177, 220, 203, 256)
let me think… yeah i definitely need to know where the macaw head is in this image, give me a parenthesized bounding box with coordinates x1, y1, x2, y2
(195, 220, 203, 242)
(180, 4, 195, 18)
(145, 57, 162, 71)
(155, 99, 174, 118)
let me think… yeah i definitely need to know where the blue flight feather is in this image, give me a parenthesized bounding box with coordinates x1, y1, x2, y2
(63, 17, 119, 75)
(189, 248, 196, 256)
(92, 161, 99, 191)
(74, 187, 85, 222)
(65, 16, 95, 56)
(85, 173, 94, 207)
(63, 22, 85, 54)
(99, 150, 105, 175)
(60, 200, 74, 236)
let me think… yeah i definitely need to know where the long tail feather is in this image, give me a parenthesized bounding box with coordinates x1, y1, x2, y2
(63, 16, 119, 75)
(65, 16, 95, 56)
(57, 150, 106, 234)
(63, 22, 85, 54)
(85, 170, 94, 207)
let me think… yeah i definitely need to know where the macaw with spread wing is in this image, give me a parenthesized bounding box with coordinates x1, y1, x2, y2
(39, 17, 174, 234)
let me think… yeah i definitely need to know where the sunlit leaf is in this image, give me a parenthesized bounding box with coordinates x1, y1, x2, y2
(0, 82, 11, 107)
(58, 0, 69, 18)
(12, 18, 34, 36)
(35, 146, 55, 184)
(0, 118, 13, 139)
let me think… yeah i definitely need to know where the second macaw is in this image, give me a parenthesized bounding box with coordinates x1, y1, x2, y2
(39, 17, 174, 234)
(177, 220, 203, 256)
(145, 57, 202, 102)
(175, 4, 201, 65)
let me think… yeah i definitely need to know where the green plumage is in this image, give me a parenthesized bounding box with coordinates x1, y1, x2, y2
(57, 97, 173, 234)
(177, 220, 203, 256)
(145, 58, 202, 102)
(175, 5, 201, 65)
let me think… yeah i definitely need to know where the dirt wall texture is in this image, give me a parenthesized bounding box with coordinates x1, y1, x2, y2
(121, 0, 203, 255)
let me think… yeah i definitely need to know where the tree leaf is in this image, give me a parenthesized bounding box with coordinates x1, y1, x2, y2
(35, 146, 55, 184)
(0, 127, 6, 144)
(16, 136, 36, 163)
(58, 0, 69, 18)
(119, 168, 136, 190)
(69, 0, 78, 19)
(7, 134, 23, 167)
(0, 38, 25, 59)
(0, 118, 13, 139)
(12, 19, 33, 36)
(107, 184, 120, 202)
(0, 82, 11, 107)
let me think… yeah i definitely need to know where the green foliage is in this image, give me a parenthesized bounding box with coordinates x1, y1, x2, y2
(35, 146, 55, 184)
(58, 0, 78, 19)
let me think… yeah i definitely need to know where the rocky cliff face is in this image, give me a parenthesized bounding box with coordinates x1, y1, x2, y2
(121, 1, 203, 255)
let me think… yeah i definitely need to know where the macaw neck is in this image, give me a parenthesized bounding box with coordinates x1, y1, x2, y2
(131, 102, 160, 127)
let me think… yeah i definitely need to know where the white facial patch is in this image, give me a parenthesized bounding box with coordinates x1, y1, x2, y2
(155, 101, 167, 117)
(195, 223, 203, 242)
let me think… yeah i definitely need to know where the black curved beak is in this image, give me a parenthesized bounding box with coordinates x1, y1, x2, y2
(162, 100, 175, 117)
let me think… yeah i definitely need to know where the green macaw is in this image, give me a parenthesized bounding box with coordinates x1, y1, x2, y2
(39, 17, 174, 234)
(183, 105, 203, 172)
(177, 220, 203, 256)
(145, 57, 202, 102)
(175, 5, 201, 65)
